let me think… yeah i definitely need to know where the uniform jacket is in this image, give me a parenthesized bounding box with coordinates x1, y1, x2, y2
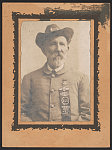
(21, 63, 90, 122)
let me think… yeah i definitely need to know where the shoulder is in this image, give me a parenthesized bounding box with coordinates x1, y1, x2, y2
(66, 68, 89, 87)
(22, 66, 44, 81)
(68, 68, 89, 79)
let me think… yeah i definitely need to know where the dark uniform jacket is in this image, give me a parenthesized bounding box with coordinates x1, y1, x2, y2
(21, 63, 90, 122)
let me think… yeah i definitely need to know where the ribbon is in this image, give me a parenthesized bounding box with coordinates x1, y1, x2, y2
(59, 83, 71, 121)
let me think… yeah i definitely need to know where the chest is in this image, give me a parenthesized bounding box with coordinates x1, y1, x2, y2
(31, 74, 80, 100)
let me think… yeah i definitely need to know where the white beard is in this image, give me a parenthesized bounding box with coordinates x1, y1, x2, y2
(48, 56, 65, 69)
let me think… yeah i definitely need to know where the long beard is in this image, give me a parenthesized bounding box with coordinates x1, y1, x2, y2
(48, 52, 66, 69)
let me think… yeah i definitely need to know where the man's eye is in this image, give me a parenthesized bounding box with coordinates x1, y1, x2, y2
(60, 42, 65, 46)
(50, 42, 56, 46)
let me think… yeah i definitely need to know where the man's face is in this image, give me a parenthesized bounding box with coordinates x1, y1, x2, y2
(43, 36, 69, 69)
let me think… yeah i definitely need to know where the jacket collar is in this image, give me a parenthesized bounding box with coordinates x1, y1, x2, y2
(42, 62, 67, 75)
(47, 63, 64, 73)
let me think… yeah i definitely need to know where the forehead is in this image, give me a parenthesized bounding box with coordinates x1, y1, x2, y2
(44, 36, 68, 45)
(49, 36, 67, 43)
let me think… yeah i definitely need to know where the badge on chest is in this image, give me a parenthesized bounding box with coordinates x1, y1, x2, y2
(59, 80, 71, 121)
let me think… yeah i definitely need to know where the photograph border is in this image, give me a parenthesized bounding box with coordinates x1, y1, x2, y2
(1, 1, 111, 148)
(11, 3, 109, 131)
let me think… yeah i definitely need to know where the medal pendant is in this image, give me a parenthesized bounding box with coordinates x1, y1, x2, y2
(59, 82, 71, 121)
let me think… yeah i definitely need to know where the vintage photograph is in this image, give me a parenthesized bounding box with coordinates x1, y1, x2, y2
(20, 20, 91, 122)
(2, 2, 110, 147)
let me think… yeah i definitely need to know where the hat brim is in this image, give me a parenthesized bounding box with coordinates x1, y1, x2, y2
(36, 27, 74, 49)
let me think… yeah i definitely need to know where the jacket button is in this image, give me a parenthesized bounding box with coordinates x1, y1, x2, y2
(50, 89, 55, 92)
(50, 104, 55, 108)
(51, 74, 55, 78)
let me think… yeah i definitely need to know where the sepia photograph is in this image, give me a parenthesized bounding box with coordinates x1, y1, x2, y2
(2, 2, 110, 147)
(20, 20, 92, 122)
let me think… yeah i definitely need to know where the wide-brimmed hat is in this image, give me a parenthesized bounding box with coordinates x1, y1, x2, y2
(36, 24, 74, 49)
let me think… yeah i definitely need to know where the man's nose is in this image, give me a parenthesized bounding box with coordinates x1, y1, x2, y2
(56, 43, 62, 52)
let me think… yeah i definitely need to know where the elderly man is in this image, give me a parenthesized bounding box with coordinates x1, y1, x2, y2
(21, 24, 90, 122)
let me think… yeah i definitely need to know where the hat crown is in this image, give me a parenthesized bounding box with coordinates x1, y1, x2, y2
(45, 24, 60, 33)
(36, 24, 74, 49)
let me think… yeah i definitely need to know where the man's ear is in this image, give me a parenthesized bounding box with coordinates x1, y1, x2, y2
(68, 46, 69, 51)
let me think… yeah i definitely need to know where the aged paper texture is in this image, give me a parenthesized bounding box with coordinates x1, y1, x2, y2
(2, 3, 110, 147)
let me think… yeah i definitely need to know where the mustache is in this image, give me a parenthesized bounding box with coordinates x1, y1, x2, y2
(51, 51, 64, 58)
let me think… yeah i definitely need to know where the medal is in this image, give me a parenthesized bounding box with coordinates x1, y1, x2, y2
(59, 80, 71, 121)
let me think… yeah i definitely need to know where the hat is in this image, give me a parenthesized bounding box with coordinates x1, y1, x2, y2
(35, 24, 74, 49)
